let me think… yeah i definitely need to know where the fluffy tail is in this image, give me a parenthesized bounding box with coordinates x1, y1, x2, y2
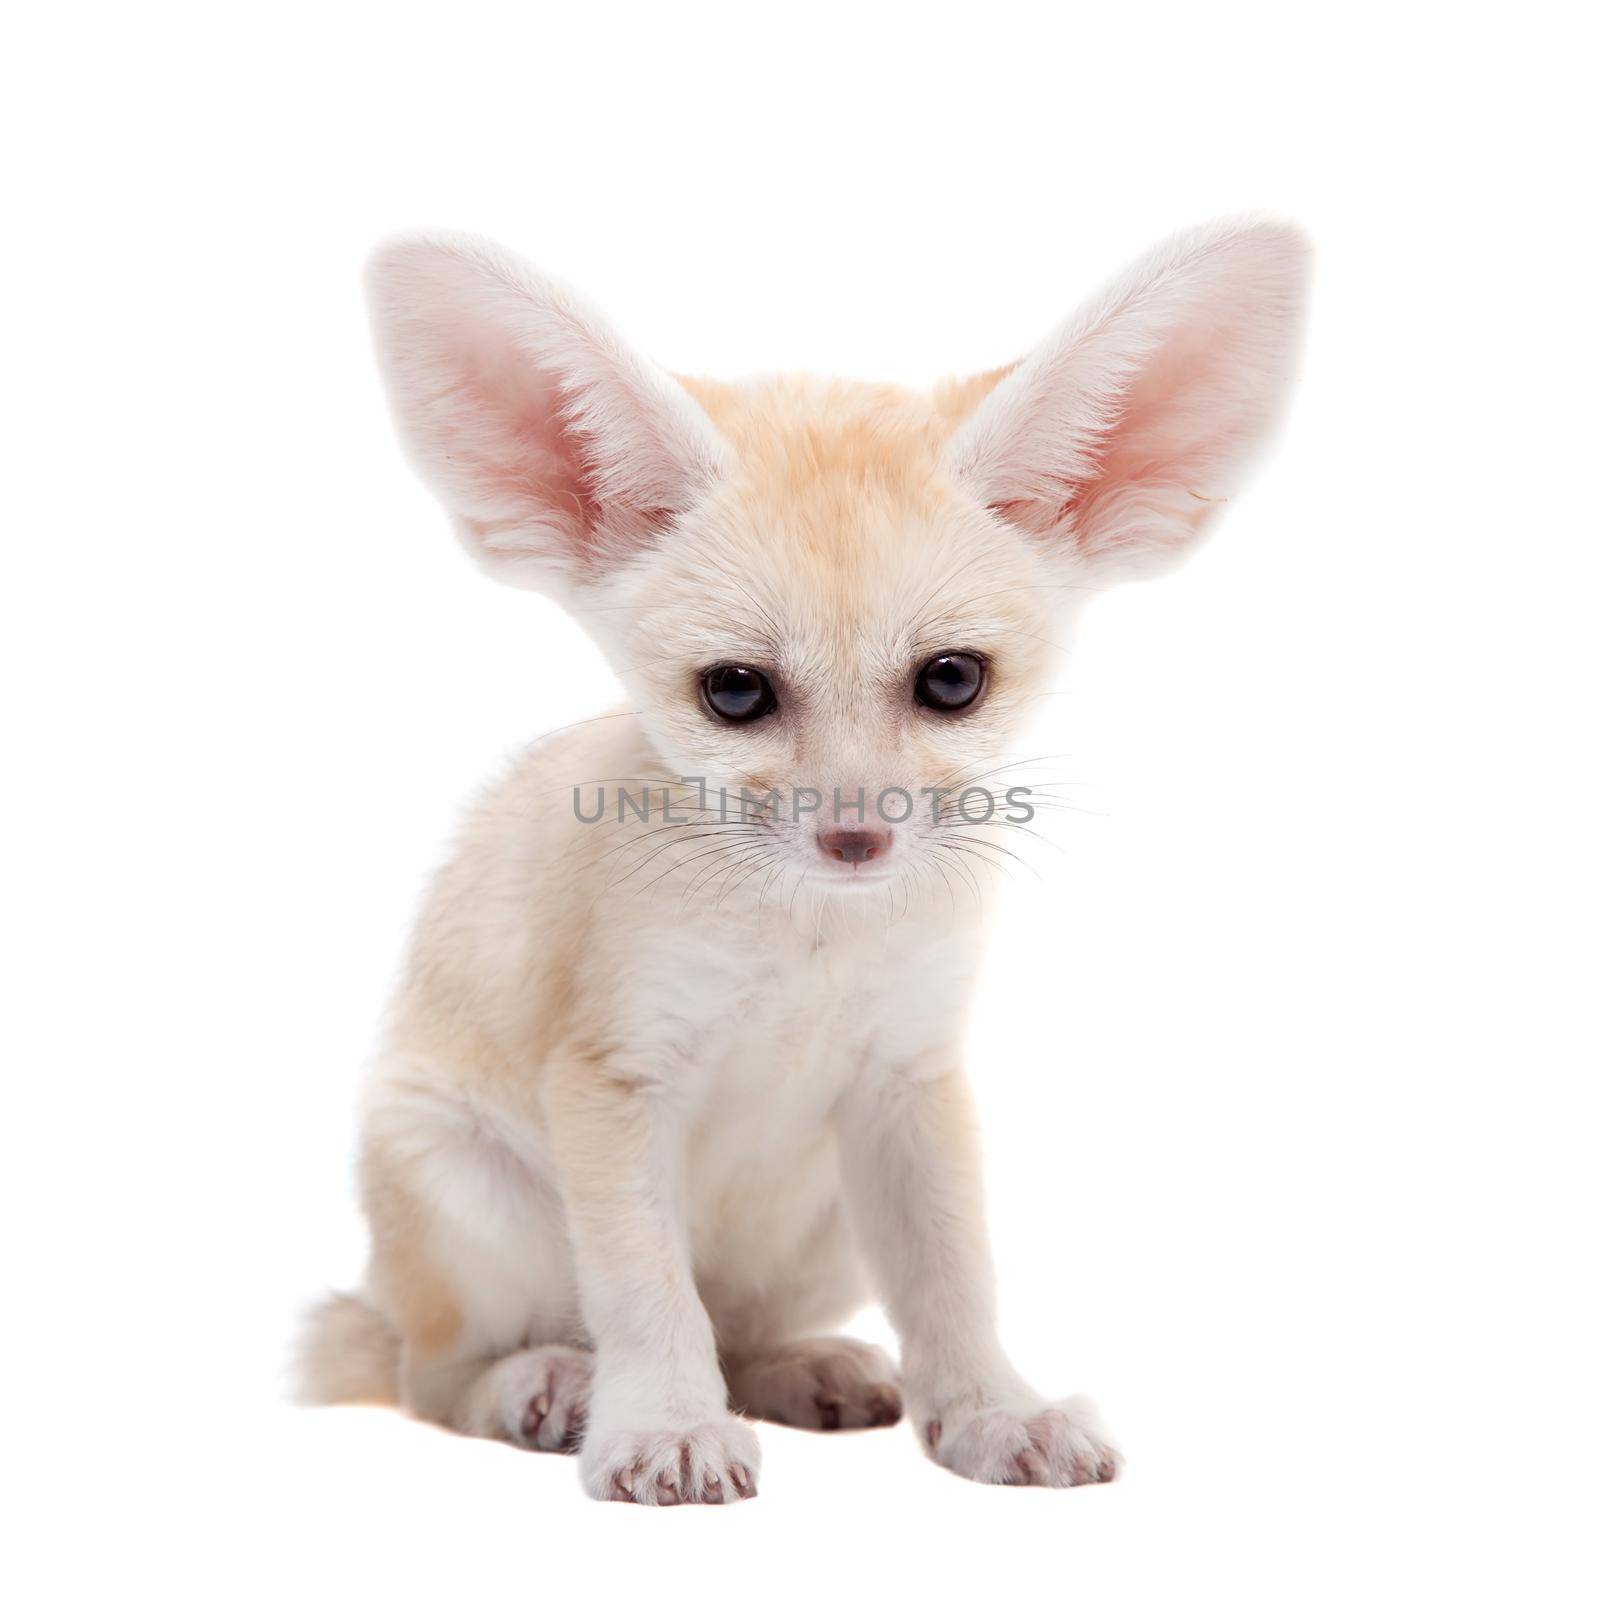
(295, 1291, 401, 1406)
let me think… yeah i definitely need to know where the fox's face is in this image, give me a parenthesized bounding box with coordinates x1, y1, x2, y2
(368, 223, 1306, 891)
(580, 378, 1063, 889)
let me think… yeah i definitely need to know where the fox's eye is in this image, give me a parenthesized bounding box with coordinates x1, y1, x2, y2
(915, 652, 985, 712)
(702, 664, 777, 723)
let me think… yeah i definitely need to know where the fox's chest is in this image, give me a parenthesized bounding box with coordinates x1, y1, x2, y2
(681, 921, 979, 1139)
(678, 926, 976, 1284)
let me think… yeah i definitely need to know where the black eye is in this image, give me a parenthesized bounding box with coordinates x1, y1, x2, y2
(915, 652, 985, 712)
(702, 664, 777, 723)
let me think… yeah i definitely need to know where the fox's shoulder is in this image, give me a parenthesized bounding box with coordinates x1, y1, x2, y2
(481, 708, 653, 835)
(392, 709, 650, 1058)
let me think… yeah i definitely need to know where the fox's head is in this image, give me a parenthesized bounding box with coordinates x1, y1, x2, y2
(368, 220, 1307, 895)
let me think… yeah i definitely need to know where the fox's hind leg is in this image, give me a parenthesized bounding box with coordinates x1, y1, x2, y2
(726, 1337, 902, 1430)
(712, 1195, 903, 1431)
(348, 1060, 592, 1449)
(403, 1343, 593, 1450)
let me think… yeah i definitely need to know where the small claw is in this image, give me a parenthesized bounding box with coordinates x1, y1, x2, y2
(925, 1419, 942, 1451)
(702, 1472, 724, 1504)
(729, 1463, 756, 1499)
(867, 1386, 903, 1427)
(611, 1469, 634, 1501)
(1014, 1447, 1048, 1486)
(655, 1471, 681, 1506)
(522, 1392, 550, 1440)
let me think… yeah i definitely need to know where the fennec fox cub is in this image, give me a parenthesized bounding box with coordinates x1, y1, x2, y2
(299, 219, 1308, 1503)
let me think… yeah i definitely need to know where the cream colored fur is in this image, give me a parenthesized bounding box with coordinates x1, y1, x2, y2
(298, 218, 1309, 1503)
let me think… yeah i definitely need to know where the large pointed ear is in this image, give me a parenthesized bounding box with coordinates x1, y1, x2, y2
(365, 231, 731, 593)
(942, 218, 1309, 578)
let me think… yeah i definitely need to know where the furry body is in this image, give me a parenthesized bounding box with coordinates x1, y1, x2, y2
(300, 219, 1308, 1502)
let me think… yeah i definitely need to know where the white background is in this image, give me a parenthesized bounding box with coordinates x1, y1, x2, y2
(5, 4, 1595, 1595)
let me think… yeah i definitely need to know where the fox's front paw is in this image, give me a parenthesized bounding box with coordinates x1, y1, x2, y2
(581, 1414, 760, 1505)
(924, 1395, 1121, 1487)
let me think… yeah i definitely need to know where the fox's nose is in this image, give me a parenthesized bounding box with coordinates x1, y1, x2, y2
(817, 826, 891, 865)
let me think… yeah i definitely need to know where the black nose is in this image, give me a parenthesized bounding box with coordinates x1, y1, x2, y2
(817, 827, 891, 865)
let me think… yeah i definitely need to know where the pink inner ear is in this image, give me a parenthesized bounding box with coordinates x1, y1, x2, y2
(956, 222, 1307, 571)
(1083, 317, 1257, 503)
(369, 232, 733, 589)
(1054, 290, 1294, 565)
(441, 337, 596, 547)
